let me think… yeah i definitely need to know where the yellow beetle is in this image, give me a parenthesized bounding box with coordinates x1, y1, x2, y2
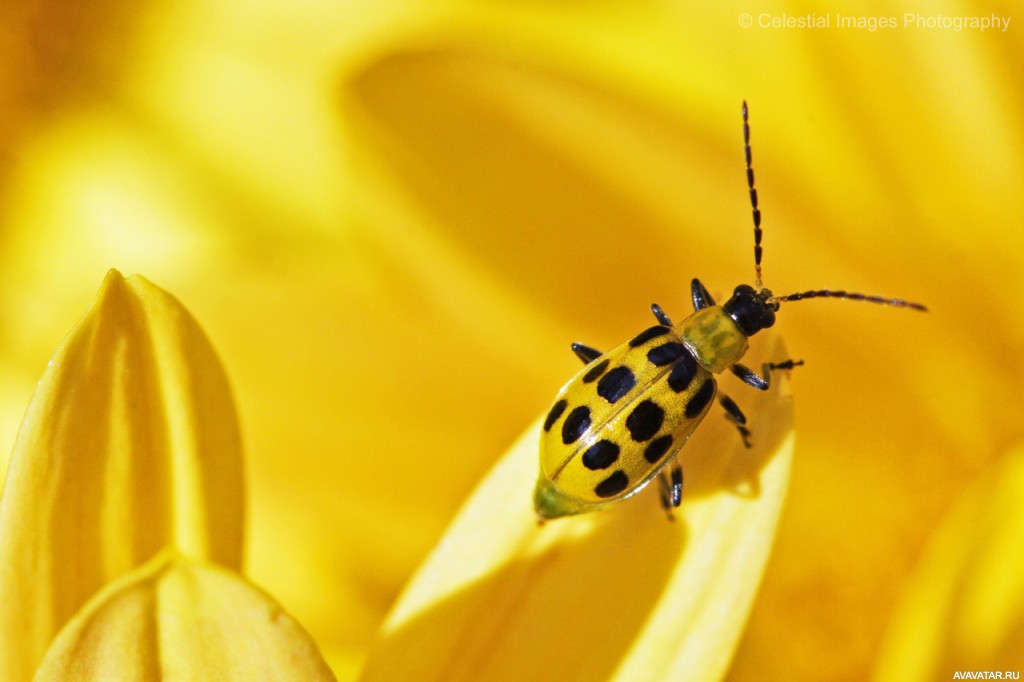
(534, 102, 926, 520)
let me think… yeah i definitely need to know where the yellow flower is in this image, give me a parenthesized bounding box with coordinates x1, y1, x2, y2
(0, 271, 333, 680)
(1, 0, 1020, 679)
(873, 446, 1024, 681)
(35, 551, 336, 681)
(361, 336, 795, 681)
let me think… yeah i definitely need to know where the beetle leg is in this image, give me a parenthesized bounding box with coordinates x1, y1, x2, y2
(719, 394, 752, 448)
(731, 362, 768, 390)
(658, 458, 684, 519)
(570, 342, 602, 364)
(691, 278, 717, 311)
(731, 359, 804, 391)
(650, 303, 674, 327)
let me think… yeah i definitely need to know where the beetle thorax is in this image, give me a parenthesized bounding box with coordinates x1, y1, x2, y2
(677, 306, 749, 373)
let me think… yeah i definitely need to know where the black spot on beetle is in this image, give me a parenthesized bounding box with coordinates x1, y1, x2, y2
(596, 366, 636, 404)
(582, 439, 620, 470)
(629, 326, 670, 347)
(667, 353, 698, 392)
(544, 399, 568, 432)
(647, 342, 687, 367)
(561, 405, 591, 444)
(644, 435, 674, 463)
(685, 380, 715, 418)
(594, 470, 629, 498)
(626, 399, 664, 442)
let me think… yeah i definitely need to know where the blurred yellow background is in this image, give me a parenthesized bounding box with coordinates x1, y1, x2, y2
(1, 1, 1021, 679)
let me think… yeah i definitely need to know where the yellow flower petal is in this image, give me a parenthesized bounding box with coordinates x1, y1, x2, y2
(873, 445, 1024, 681)
(0, 270, 244, 681)
(361, 336, 792, 681)
(34, 551, 335, 681)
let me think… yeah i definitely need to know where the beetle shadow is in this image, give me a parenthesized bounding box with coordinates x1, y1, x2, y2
(359, 501, 686, 682)
(669, 336, 795, 503)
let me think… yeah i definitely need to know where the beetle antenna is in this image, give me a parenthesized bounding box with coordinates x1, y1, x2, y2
(771, 289, 928, 311)
(743, 101, 763, 290)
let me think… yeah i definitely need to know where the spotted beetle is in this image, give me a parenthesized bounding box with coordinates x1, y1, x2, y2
(534, 102, 926, 520)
